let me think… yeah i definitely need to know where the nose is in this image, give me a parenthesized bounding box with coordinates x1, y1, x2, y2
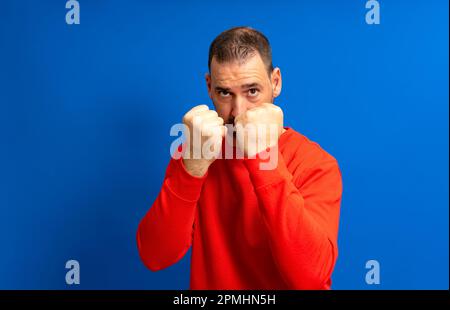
(231, 96, 247, 120)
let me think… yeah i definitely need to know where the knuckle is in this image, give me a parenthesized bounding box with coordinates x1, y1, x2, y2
(182, 114, 191, 124)
(199, 110, 212, 118)
(195, 104, 208, 111)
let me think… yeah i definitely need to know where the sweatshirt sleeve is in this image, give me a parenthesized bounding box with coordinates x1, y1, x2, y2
(136, 157, 207, 271)
(243, 149, 342, 289)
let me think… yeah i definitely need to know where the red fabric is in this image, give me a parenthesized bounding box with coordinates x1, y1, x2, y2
(137, 128, 343, 289)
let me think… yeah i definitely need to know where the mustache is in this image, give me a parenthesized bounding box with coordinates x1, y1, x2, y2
(223, 121, 237, 138)
(225, 117, 235, 125)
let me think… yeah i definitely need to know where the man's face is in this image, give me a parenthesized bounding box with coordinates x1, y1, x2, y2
(206, 53, 282, 125)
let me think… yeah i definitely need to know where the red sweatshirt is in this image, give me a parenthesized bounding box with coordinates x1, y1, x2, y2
(137, 127, 342, 290)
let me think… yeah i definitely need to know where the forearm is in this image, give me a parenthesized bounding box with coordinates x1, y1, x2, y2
(253, 180, 337, 289)
(137, 158, 206, 271)
(244, 154, 342, 289)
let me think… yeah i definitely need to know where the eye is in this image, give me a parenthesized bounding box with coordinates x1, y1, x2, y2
(248, 88, 259, 97)
(218, 90, 231, 97)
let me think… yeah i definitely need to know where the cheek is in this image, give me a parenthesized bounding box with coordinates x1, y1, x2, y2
(253, 90, 274, 107)
(213, 103, 230, 121)
(246, 102, 259, 110)
(263, 89, 274, 102)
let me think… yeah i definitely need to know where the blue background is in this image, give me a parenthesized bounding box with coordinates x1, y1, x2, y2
(0, 0, 448, 289)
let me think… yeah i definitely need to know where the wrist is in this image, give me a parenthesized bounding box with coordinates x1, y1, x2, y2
(182, 158, 210, 177)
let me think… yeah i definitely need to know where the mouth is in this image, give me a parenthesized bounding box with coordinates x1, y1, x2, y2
(224, 126, 237, 147)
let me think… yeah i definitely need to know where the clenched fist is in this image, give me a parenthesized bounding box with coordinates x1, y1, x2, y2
(182, 105, 226, 177)
(234, 103, 284, 158)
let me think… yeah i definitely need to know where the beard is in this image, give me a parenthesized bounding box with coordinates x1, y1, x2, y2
(225, 116, 235, 125)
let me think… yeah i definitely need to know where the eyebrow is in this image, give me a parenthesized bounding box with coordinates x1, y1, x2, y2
(214, 83, 262, 92)
(215, 86, 231, 92)
(241, 83, 262, 89)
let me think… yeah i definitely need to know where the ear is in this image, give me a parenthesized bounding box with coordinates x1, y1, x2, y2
(205, 73, 213, 99)
(271, 67, 282, 98)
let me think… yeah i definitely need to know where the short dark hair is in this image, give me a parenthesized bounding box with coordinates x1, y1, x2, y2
(208, 26, 274, 75)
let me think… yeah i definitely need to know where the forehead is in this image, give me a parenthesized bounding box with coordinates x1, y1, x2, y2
(210, 54, 269, 87)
